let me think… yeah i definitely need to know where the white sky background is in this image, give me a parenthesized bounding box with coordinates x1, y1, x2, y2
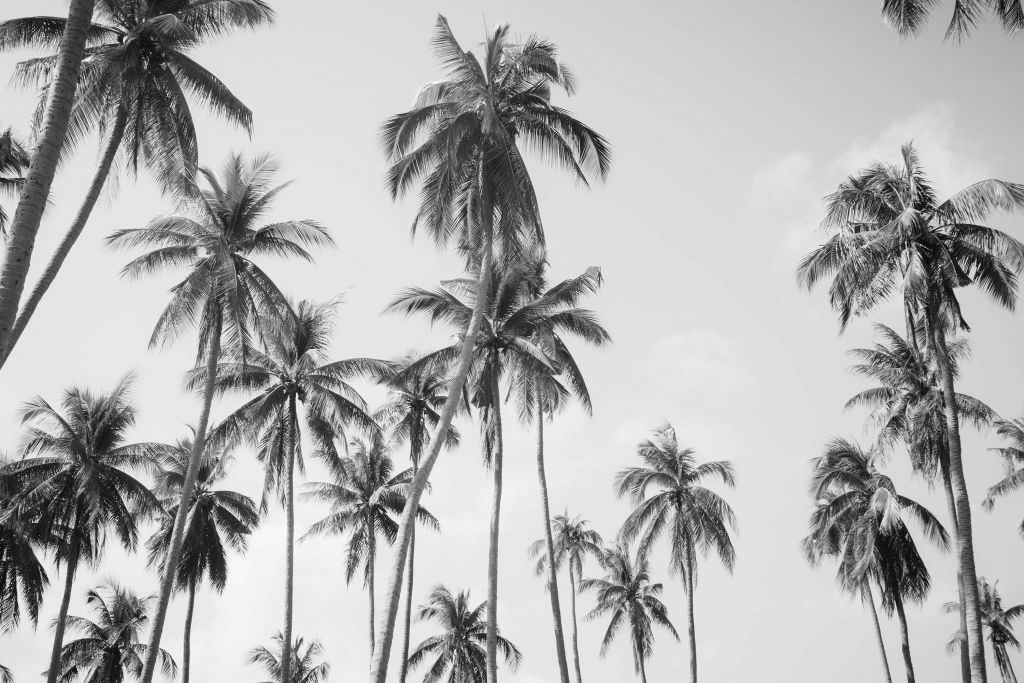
(2, 1, 1024, 681)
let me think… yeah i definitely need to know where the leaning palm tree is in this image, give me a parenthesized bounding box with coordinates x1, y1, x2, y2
(0, 0, 274, 366)
(0, 454, 51, 632)
(109, 153, 333, 683)
(807, 438, 949, 683)
(248, 633, 330, 683)
(406, 585, 521, 683)
(529, 512, 604, 683)
(371, 17, 610, 680)
(303, 435, 437, 655)
(985, 417, 1024, 538)
(7, 376, 162, 683)
(879, 0, 1024, 40)
(0, 128, 29, 238)
(614, 423, 736, 683)
(145, 436, 258, 683)
(581, 543, 678, 683)
(797, 143, 1024, 683)
(54, 581, 176, 683)
(945, 579, 1024, 683)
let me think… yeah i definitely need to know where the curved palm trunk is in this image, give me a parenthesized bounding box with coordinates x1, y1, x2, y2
(2, 106, 129, 364)
(892, 589, 915, 683)
(534, 388, 571, 683)
(568, 570, 583, 683)
(486, 369, 505, 683)
(281, 394, 299, 683)
(0, 0, 95, 363)
(397, 437, 421, 683)
(864, 582, 893, 683)
(182, 581, 196, 683)
(45, 534, 80, 683)
(684, 553, 697, 683)
(940, 449, 972, 683)
(368, 515, 376, 658)
(367, 222, 495, 683)
(933, 325, 987, 683)
(140, 312, 221, 683)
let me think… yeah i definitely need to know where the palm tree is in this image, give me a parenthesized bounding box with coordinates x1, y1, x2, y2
(0, 128, 29, 238)
(945, 579, 1024, 683)
(0, 0, 274, 366)
(373, 353, 460, 683)
(372, 17, 609, 680)
(879, 0, 1024, 40)
(7, 377, 162, 683)
(202, 297, 379, 683)
(806, 438, 949, 683)
(797, 143, 1024, 683)
(145, 435, 258, 683)
(0, 0, 94, 352)
(248, 633, 330, 683)
(54, 580, 176, 683)
(109, 153, 333, 683)
(529, 512, 604, 683)
(581, 543, 678, 683)
(0, 663, 10, 683)
(984, 417, 1024, 538)
(0, 454, 51, 632)
(302, 435, 437, 656)
(406, 585, 521, 683)
(614, 423, 736, 683)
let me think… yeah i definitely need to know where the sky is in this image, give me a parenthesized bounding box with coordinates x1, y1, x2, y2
(2, 1, 1024, 681)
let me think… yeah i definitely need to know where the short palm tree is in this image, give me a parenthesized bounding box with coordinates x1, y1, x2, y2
(406, 585, 521, 683)
(145, 435, 258, 683)
(7, 377, 162, 683)
(529, 512, 604, 683)
(582, 543, 677, 683)
(248, 633, 330, 683)
(303, 435, 437, 655)
(614, 423, 736, 683)
(797, 143, 1024, 683)
(54, 581, 176, 683)
(372, 17, 609, 679)
(0, 0, 274, 365)
(0, 128, 28, 238)
(985, 417, 1024, 538)
(945, 579, 1024, 683)
(880, 0, 1024, 40)
(109, 153, 333, 683)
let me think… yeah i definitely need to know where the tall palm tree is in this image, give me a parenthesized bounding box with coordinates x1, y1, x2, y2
(984, 417, 1024, 538)
(372, 17, 609, 680)
(0, 454, 51, 632)
(109, 153, 333, 683)
(248, 633, 330, 683)
(0, 0, 94, 352)
(373, 353, 460, 683)
(145, 436, 258, 683)
(529, 512, 604, 683)
(807, 438, 949, 683)
(880, 0, 1024, 40)
(406, 585, 521, 683)
(0, 0, 274, 366)
(614, 423, 736, 683)
(945, 579, 1024, 683)
(7, 377, 162, 683)
(54, 581, 176, 683)
(581, 543, 678, 683)
(797, 143, 1024, 683)
(202, 297, 379, 683)
(302, 435, 437, 656)
(0, 128, 29, 238)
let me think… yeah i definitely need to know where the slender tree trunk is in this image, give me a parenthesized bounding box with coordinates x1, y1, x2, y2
(45, 534, 80, 683)
(2, 105, 128, 365)
(635, 641, 648, 683)
(0, 0, 95, 363)
(996, 644, 1016, 683)
(535, 388, 571, 683)
(281, 393, 298, 683)
(940, 448, 972, 683)
(397, 436, 421, 683)
(933, 324, 987, 683)
(892, 589, 915, 683)
(366, 213, 495, 683)
(486, 369, 505, 683)
(685, 553, 697, 683)
(864, 583, 893, 683)
(568, 570, 583, 683)
(369, 515, 376, 658)
(182, 581, 196, 683)
(140, 312, 222, 683)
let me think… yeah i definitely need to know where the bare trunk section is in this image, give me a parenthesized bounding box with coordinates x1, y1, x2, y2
(397, 435, 421, 683)
(182, 581, 196, 683)
(281, 394, 298, 683)
(569, 570, 583, 683)
(368, 514, 376, 658)
(893, 589, 915, 683)
(486, 369, 504, 683)
(45, 533, 80, 683)
(940, 448, 971, 683)
(685, 553, 697, 683)
(634, 639, 648, 683)
(864, 582, 893, 683)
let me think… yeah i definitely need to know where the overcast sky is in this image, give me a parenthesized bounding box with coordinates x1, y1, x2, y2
(2, 1, 1024, 681)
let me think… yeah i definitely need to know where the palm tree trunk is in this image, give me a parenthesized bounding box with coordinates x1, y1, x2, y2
(933, 324, 987, 683)
(568, 570, 583, 683)
(940, 448, 972, 683)
(486, 369, 505, 683)
(140, 311, 222, 683)
(367, 212, 495, 683)
(534, 387, 571, 683)
(0, 0, 95, 363)
(397, 437, 420, 683)
(685, 553, 697, 683)
(281, 393, 299, 683)
(635, 641, 648, 683)
(45, 533, 80, 683)
(369, 514, 376, 658)
(3, 105, 129, 364)
(864, 582, 893, 683)
(995, 644, 1016, 683)
(182, 581, 196, 683)
(892, 588, 916, 683)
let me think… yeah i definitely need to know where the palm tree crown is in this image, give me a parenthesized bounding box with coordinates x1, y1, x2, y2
(0, 128, 28, 237)
(985, 417, 1024, 538)
(944, 578, 1024, 683)
(0, 454, 50, 631)
(880, 0, 1024, 40)
(530, 512, 604, 582)
(248, 632, 330, 683)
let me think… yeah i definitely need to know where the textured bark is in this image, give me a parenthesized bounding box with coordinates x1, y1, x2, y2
(865, 583, 893, 683)
(182, 582, 196, 683)
(3, 105, 129, 365)
(368, 514, 376, 657)
(281, 394, 298, 683)
(485, 369, 504, 683)
(893, 590, 916, 683)
(940, 449, 971, 683)
(0, 0, 95, 362)
(568, 570, 583, 683)
(685, 555, 697, 683)
(397, 436, 421, 683)
(45, 534, 80, 683)
(140, 313, 221, 683)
